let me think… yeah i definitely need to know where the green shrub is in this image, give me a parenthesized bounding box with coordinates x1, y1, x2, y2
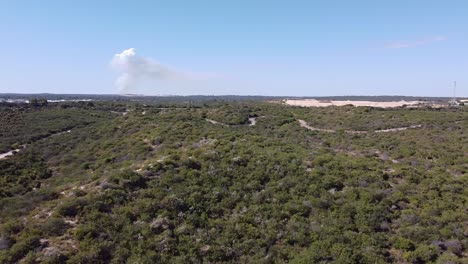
(56, 198, 88, 217)
(109, 170, 146, 190)
(40, 217, 68, 236)
(393, 237, 415, 251)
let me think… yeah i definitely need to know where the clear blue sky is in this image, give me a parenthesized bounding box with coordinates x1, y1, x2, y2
(1, 0, 467, 96)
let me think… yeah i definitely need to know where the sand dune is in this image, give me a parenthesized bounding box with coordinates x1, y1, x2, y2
(285, 99, 422, 108)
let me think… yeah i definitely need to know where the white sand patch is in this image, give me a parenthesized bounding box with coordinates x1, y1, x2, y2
(0, 145, 26, 160)
(284, 99, 422, 108)
(248, 117, 257, 126)
(0, 149, 20, 159)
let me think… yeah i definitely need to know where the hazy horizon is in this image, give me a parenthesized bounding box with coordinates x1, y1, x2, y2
(1, 93, 464, 100)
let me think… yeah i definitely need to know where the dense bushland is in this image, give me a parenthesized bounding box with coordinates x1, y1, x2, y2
(0, 101, 466, 263)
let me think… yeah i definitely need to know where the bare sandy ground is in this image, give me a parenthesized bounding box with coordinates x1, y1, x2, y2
(248, 117, 258, 126)
(284, 99, 422, 108)
(0, 148, 22, 160)
(298, 119, 335, 133)
(374, 125, 422, 133)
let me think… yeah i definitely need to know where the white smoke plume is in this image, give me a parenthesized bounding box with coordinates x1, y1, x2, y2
(111, 48, 189, 94)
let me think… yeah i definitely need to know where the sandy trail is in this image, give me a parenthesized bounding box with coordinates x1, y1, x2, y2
(206, 117, 261, 127)
(0, 148, 22, 160)
(298, 119, 422, 134)
(298, 120, 335, 132)
(0, 128, 72, 160)
(206, 119, 229, 126)
(375, 125, 422, 133)
(52, 130, 72, 136)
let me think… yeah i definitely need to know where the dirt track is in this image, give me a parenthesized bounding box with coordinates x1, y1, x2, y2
(0, 129, 72, 160)
(206, 119, 229, 126)
(0, 148, 22, 160)
(298, 119, 422, 134)
(206, 117, 259, 127)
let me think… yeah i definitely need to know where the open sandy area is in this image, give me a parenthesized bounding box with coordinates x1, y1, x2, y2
(284, 99, 422, 108)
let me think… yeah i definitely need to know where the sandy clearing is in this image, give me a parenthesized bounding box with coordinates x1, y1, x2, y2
(285, 99, 422, 108)
(248, 117, 257, 126)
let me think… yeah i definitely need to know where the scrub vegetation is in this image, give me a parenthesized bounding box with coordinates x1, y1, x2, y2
(0, 99, 466, 263)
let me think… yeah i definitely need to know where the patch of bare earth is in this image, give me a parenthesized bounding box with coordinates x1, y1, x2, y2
(284, 99, 422, 108)
(37, 235, 78, 261)
(0, 145, 26, 160)
(298, 119, 335, 133)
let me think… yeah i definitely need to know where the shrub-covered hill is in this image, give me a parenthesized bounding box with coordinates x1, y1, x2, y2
(0, 101, 466, 263)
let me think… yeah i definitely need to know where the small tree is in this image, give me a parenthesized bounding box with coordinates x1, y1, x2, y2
(29, 98, 48, 107)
